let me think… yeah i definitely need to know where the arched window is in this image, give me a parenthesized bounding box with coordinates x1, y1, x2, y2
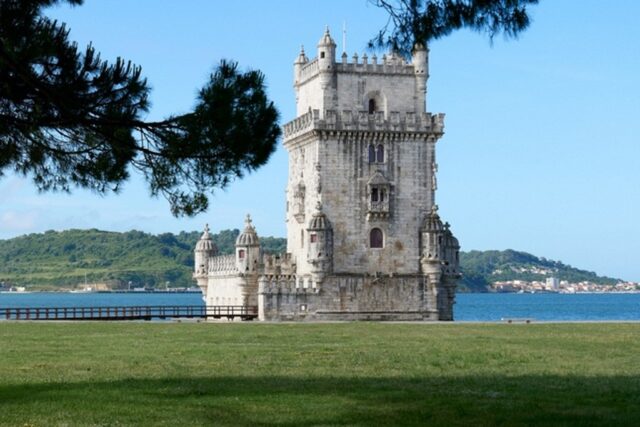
(376, 144, 384, 163)
(370, 228, 383, 248)
(368, 144, 375, 163)
(368, 98, 376, 114)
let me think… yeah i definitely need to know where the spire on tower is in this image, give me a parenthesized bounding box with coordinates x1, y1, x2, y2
(342, 21, 347, 54)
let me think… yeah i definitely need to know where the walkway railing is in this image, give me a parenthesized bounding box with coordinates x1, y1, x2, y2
(1, 305, 258, 321)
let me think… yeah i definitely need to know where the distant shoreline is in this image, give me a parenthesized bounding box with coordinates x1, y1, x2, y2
(0, 289, 202, 294)
(2, 289, 640, 295)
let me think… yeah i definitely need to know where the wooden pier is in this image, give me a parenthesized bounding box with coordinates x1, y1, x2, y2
(1, 305, 258, 321)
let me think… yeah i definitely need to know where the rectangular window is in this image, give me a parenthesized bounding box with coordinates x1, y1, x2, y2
(371, 188, 379, 202)
(310, 234, 317, 243)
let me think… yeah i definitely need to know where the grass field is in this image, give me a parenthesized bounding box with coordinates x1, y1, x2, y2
(1, 322, 639, 426)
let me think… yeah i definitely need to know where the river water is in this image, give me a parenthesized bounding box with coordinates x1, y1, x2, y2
(0, 292, 639, 322)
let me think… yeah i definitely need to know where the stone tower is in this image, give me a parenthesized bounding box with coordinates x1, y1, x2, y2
(195, 28, 460, 321)
(272, 28, 460, 320)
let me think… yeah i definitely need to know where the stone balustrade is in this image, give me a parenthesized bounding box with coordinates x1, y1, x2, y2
(283, 109, 445, 139)
(298, 58, 319, 81)
(207, 254, 238, 275)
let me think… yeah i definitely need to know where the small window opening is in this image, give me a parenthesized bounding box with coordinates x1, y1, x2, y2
(238, 249, 245, 259)
(370, 228, 384, 248)
(301, 229, 305, 248)
(371, 188, 379, 202)
(368, 144, 375, 163)
(368, 99, 376, 114)
(376, 144, 384, 163)
(380, 190, 385, 202)
(320, 51, 325, 58)
(310, 233, 317, 243)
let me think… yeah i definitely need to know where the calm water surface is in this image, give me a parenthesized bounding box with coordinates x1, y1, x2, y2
(456, 293, 640, 321)
(1, 292, 639, 321)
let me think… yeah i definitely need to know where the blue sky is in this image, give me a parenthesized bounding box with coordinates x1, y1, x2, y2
(1, 1, 639, 281)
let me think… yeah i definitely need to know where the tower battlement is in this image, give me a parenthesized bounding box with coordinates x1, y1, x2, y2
(262, 253, 296, 276)
(296, 53, 417, 87)
(283, 109, 444, 141)
(293, 28, 428, 118)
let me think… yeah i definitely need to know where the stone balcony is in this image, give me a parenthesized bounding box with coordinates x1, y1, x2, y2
(283, 109, 445, 141)
(367, 199, 390, 221)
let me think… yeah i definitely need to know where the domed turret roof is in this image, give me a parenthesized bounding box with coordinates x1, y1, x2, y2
(308, 202, 331, 231)
(412, 42, 427, 53)
(236, 214, 260, 247)
(317, 27, 336, 47)
(196, 224, 218, 253)
(443, 223, 460, 249)
(295, 45, 308, 64)
(423, 205, 445, 232)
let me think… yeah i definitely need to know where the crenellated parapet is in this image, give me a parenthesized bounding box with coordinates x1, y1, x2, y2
(262, 253, 296, 276)
(295, 52, 415, 87)
(207, 254, 239, 276)
(283, 109, 445, 141)
(297, 58, 319, 83)
(259, 274, 297, 293)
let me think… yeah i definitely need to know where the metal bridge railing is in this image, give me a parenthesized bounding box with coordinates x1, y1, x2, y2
(1, 305, 258, 321)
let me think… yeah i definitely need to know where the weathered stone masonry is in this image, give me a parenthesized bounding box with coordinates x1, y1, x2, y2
(194, 28, 460, 321)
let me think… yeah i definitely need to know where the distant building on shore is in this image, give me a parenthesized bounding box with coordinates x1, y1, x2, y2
(194, 29, 460, 321)
(546, 277, 560, 290)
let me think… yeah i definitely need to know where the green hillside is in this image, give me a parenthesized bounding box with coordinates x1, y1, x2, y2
(0, 229, 286, 290)
(459, 249, 620, 292)
(0, 230, 620, 291)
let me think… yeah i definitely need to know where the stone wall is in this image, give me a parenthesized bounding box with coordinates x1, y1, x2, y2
(259, 274, 441, 321)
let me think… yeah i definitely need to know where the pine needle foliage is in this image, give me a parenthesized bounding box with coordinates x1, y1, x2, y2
(370, 0, 539, 57)
(0, 0, 280, 216)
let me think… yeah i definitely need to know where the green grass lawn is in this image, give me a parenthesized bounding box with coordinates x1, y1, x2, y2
(1, 322, 639, 426)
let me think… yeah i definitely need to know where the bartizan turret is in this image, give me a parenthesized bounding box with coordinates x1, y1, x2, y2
(293, 45, 308, 104)
(235, 214, 261, 274)
(317, 27, 336, 114)
(193, 224, 217, 295)
(306, 202, 333, 284)
(420, 206, 461, 320)
(439, 222, 461, 320)
(412, 43, 428, 114)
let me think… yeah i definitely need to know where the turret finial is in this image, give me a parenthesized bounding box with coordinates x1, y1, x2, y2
(245, 214, 252, 228)
(315, 201, 323, 212)
(201, 223, 211, 239)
